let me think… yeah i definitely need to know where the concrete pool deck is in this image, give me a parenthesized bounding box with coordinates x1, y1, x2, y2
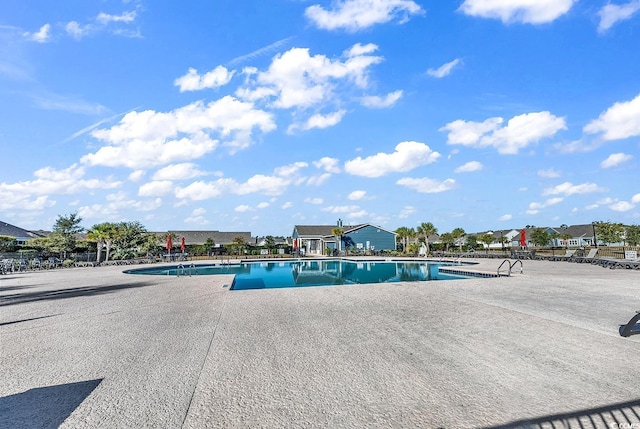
(0, 258, 638, 428)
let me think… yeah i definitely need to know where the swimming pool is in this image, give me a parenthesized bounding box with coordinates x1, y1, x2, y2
(124, 259, 470, 290)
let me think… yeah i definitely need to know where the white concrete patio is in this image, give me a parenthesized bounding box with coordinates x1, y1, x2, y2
(1, 258, 638, 428)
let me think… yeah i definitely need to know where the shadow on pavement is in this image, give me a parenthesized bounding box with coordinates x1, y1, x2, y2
(484, 398, 640, 428)
(0, 379, 102, 429)
(0, 280, 156, 307)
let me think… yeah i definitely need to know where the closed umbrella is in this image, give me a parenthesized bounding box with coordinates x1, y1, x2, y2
(520, 229, 526, 248)
(180, 236, 185, 252)
(166, 235, 173, 256)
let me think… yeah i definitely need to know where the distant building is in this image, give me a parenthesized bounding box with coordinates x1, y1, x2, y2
(0, 221, 47, 245)
(291, 220, 396, 255)
(165, 230, 252, 247)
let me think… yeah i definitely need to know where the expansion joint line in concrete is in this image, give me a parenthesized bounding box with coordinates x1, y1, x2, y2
(181, 290, 229, 428)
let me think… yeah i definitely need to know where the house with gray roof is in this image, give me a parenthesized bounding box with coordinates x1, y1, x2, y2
(166, 230, 253, 247)
(0, 221, 46, 245)
(292, 220, 396, 255)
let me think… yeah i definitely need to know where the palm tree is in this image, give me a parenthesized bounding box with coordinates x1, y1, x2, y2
(394, 227, 410, 253)
(417, 222, 438, 255)
(231, 236, 247, 256)
(87, 222, 118, 263)
(331, 227, 344, 254)
(451, 227, 466, 253)
(439, 232, 454, 252)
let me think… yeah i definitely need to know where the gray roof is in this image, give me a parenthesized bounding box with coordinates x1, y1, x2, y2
(552, 224, 594, 238)
(166, 230, 253, 246)
(293, 224, 369, 238)
(293, 223, 396, 239)
(0, 221, 46, 239)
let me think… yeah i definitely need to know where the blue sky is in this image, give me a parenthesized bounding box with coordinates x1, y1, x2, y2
(1, 0, 639, 237)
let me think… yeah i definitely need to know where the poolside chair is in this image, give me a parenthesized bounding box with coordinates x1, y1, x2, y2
(2, 258, 14, 273)
(620, 311, 640, 337)
(551, 249, 576, 261)
(570, 248, 598, 263)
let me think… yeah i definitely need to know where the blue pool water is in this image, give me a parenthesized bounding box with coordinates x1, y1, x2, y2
(124, 259, 470, 290)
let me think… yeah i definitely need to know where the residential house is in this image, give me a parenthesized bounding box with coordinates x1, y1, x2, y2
(0, 221, 47, 245)
(166, 230, 252, 248)
(291, 221, 396, 255)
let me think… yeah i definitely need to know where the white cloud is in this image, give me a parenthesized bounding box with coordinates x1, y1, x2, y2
(597, 197, 617, 205)
(598, 0, 640, 32)
(610, 201, 635, 212)
(498, 214, 512, 221)
(601, 153, 633, 168)
(305, 197, 324, 204)
(152, 163, 208, 181)
(128, 170, 146, 182)
(344, 141, 440, 177)
(322, 205, 361, 213)
(632, 193, 640, 204)
(398, 206, 416, 219)
(241, 44, 383, 110)
(0, 164, 121, 210)
(174, 178, 237, 201)
(361, 90, 403, 108)
(235, 175, 291, 196)
(24, 24, 51, 43)
(305, 0, 423, 32)
(396, 177, 456, 193)
(274, 162, 308, 177)
(174, 66, 235, 92)
(96, 11, 137, 25)
(185, 208, 209, 225)
(454, 161, 483, 173)
(82, 97, 276, 168)
(228, 38, 293, 66)
(64, 9, 139, 40)
(289, 110, 346, 133)
(348, 190, 367, 200)
(307, 173, 332, 186)
(458, 0, 576, 24)
(0, 192, 54, 211)
(257, 202, 270, 209)
(281, 201, 293, 209)
(525, 197, 564, 215)
(235, 205, 252, 212)
(441, 111, 567, 154)
(77, 192, 162, 221)
(313, 157, 341, 173)
(427, 59, 461, 78)
(584, 93, 640, 140)
(65, 21, 90, 39)
(138, 180, 173, 197)
(542, 182, 607, 196)
(537, 168, 561, 178)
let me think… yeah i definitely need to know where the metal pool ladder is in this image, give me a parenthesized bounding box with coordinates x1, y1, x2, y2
(176, 263, 197, 277)
(497, 259, 523, 276)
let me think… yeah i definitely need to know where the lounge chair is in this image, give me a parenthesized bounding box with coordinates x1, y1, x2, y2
(620, 311, 640, 337)
(570, 248, 598, 263)
(550, 249, 576, 261)
(2, 258, 15, 273)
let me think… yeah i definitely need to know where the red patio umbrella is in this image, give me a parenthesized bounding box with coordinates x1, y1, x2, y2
(180, 236, 185, 252)
(166, 235, 173, 253)
(520, 229, 526, 248)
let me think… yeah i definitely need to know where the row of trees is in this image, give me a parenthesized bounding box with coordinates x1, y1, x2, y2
(6, 213, 288, 261)
(395, 223, 471, 254)
(28, 214, 162, 262)
(394, 221, 640, 255)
